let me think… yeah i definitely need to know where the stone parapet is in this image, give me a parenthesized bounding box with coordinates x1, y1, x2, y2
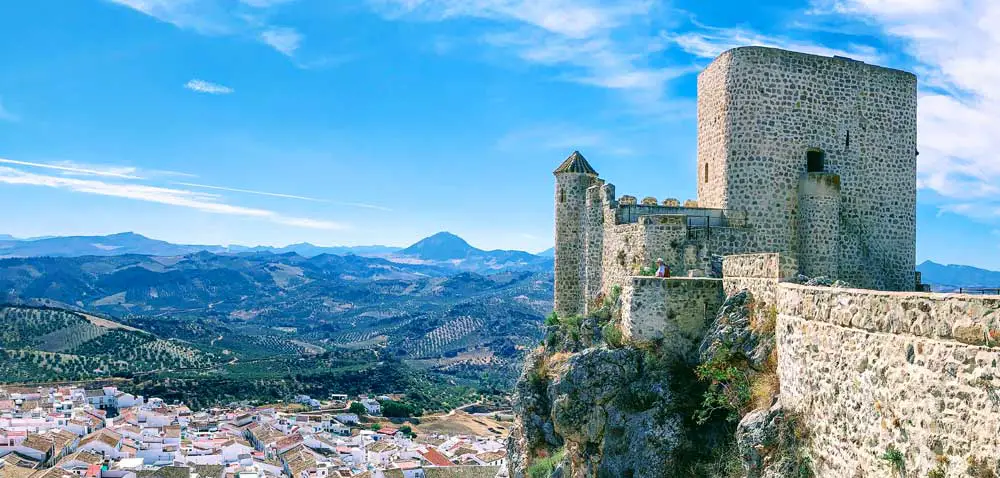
(620, 277, 724, 360)
(777, 283, 1000, 477)
(777, 283, 1000, 345)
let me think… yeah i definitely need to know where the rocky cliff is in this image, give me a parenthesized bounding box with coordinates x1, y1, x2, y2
(506, 290, 811, 478)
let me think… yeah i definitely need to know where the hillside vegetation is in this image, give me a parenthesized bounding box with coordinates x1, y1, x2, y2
(0, 306, 213, 381)
(0, 304, 493, 412)
(0, 252, 552, 387)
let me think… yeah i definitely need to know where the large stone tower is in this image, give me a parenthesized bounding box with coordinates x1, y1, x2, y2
(696, 46, 917, 291)
(553, 151, 598, 317)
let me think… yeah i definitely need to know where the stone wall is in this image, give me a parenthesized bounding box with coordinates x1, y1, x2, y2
(696, 48, 733, 210)
(554, 172, 596, 316)
(596, 207, 755, 302)
(722, 253, 798, 309)
(600, 222, 652, 301)
(776, 283, 1000, 477)
(797, 172, 841, 278)
(584, 181, 606, 307)
(620, 277, 724, 359)
(697, 46, 917, 291)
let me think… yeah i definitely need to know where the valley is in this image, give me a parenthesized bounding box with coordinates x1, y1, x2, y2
(0, 231, 554, 410)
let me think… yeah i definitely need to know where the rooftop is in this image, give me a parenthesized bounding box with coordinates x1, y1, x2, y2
(553, 151, 598, 176)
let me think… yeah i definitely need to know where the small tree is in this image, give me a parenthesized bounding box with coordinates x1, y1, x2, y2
(370, 423, 382, 431)
(349, 402, 367, 416)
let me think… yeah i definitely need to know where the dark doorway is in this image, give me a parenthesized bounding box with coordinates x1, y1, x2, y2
(807, 149, 825, 172)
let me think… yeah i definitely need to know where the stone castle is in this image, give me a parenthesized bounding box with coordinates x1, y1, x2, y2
(554, 46, 918, 319)
(546, 47, 1000, 477)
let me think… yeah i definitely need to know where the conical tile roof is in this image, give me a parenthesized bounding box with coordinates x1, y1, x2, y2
(553, 151, 598, 175)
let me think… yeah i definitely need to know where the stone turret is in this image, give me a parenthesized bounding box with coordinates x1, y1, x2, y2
(553, 151, 598, 317)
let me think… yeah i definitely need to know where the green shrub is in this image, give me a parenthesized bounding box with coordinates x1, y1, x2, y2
(602, 322, 624, 348)
(881, 445, 905, 476)
(380, 399, 422, 417)
(694, 347, 750, 424)
(528, 448, 566, 478)
(544, 312, 560, 327)
(349, 402, 367, 416)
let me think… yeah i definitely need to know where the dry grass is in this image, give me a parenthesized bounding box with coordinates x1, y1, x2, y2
(410, 410, 509, 438)
(546, 352, 572, 375)
(750, 349, 780, 411)
(750, 371, 780, 411)
(749, 303, 777, 335)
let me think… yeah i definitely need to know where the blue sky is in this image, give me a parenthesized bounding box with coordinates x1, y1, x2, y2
(0, 0, 998, 267)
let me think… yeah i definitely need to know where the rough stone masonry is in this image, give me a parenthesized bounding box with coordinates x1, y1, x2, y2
(552, 46, 917, 319)
(547, 46, 1000, 477)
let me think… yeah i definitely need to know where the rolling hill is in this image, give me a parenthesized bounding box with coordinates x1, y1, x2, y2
(0, 304, 489, 411)
(0, 305, 216, 382)
(0, 250, 552, 382)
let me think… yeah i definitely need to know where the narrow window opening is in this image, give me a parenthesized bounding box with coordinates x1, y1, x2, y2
(559, 189, 565, 203)
(806, 149, 825, 173)
(704, 164, 709, 183)
(845, 131, 850, 149)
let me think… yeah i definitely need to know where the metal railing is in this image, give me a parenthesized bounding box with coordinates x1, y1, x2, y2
(958, 287, 1000, 295)
(616, 205, 748, 228)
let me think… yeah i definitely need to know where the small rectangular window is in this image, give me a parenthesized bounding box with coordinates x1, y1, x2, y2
(704, 164, 709, 183)
(807, 150, 825, 173)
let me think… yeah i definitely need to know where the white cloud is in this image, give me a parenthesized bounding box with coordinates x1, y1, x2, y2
(0, 163, 345, 230)
(814, 0, 1000, 219)
(0, 98, 19, 122)
(0, 158, 143, 180)
(369, 0, 683, 113)
(184, 79, 234, 94)
(0, 158, 201, 182)
(107, 0, 235, 34)
(108, 0, 306, 60)
(666, 26, 884, 64)
(175, 182, 392, 210)
(173, 182, 326, 202)
(260, 27, 302, 57)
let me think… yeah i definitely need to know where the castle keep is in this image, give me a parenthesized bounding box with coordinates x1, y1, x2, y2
(554, 46, 917, 318)
(548, 47, 1000, 477)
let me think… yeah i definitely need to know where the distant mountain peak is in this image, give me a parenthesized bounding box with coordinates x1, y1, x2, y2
(917, 260, 1000, 291)
(108, 231, 144, 238)
(402, 232, 476, 261)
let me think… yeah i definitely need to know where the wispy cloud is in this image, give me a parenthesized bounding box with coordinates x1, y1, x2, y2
(184, 79, 234, 94)
(0, 158, 142, 180)
(665, 24, 884, 64)
(260, 27, 302, 56)
(107, 0, 236, 34)
(0, 160, 345, 230)
(811, 0, 1000, 221)
(173, 181, 326, 202)
(0, 98, 19, 122)
(368, 0, 686, 114)
(108, 0, 308, 61)
(176, 181, 393, 211)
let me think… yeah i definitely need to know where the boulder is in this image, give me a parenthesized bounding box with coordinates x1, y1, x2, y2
(699, 290, 773, 370)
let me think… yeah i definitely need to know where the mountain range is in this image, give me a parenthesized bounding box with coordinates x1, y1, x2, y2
(917, 260, 1000, 291)
(0, 231, 552, 274)
(0, 248, 552, 378)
